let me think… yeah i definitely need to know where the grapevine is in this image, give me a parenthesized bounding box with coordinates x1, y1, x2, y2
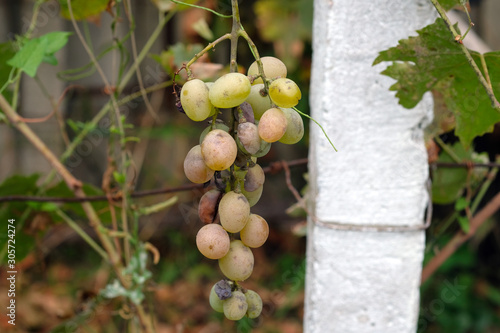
(175, 0, 307, 321)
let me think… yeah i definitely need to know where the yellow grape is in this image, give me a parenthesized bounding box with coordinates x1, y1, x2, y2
(279, 108, 304, 144)
(196, 224, 230, 259)
(180, 79, 214, 121)
(269, 78, 301, 108)
(209, 73, 251, 108)
(218, 240, 254, 281)
(258, 107, 287, 143)
(219, 191, 250, 233)
(183, 145, 214, 184)
(223, 291, 248, 320)
(240, 214, 269, 248)
(201, 129, 237, 171)
(247, 56, 287, 84)
(245, 84, 272, 120)
(245, 289, 263, 319)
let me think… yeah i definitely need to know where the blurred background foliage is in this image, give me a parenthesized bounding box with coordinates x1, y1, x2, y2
(0, 0, 499, 332)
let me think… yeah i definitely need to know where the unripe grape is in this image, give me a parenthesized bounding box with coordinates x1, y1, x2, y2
(245, 289, 263, 319)
(279, 108, 304, 144)
(252, 138, 271, 158)
(247, 56, 287, 85)
(199, 123, 229, 145)
(198, 189, 222, 224)
(269, 78, 301, 108)
(180, 79, 214, 121)
(196, 224, 230, 259)
(241, 183, 263, 207)
(209, 283, 224, 313)
(209, 73, 251, 108)
(201, 129, 237, 171)
(237, 122, 261, 155)
(184, 145, 214, 184)
(219, 240, 254, 281)
(258, 107, 287, 143)
(219, 191, 250, 233)
(245, 84, 272, 120)
(244, 164, 265, 192)
(223, 291, 248, 321)
(240, 214, 269, 248)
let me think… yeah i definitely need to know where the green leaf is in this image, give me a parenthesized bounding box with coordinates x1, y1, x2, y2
(58, 0, 109, 21)
(454, 197, 469, 211)
(7, 32, 72, 77)
(432, 143, 469, 204)
(373, 18, 500, 146)
(438, 0, 468, 11)
(457, 215, 470, 233)
(0, 174, 39, 196)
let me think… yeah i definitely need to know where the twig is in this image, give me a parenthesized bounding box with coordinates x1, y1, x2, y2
(421, 189, 500, 283)
(429, 0, 500, 110)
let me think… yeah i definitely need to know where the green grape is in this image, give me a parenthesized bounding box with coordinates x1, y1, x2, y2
(180, 79, 214, 121)
(241, 183, 263, 207)
(269, 78, 301, 108)
(245, 289, 263, 319)
(201, 129, 237, 171)
(219, 240, 254, 281)
(196, 224, 230, 259)
(247, 56, 287, 85)
(279, 108, 304, 144)
(240, 214, 269, 248)
(199, 123, 230, 145)
(237, 122, 261, 155)
(252, 137, 271, 158)
(258, 107, 287, 143)
(244, 164, 265, 192)
(209, 73, 251, 108)
(209, 283, 224, 313)
(223, 291, 248, 321)
(219, 191, 250, 233)
(183, 145, 214, 184)
(198, 189, 222, 224)
(245, 84, 272, 120)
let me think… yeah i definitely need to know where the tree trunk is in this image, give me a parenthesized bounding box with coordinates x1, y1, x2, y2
(305, 1, 436, 332)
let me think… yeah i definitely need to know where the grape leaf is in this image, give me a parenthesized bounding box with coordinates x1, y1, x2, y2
(439, 0, 468, 11)
(58, 0, 109, 21)
(7, 32, 72, 77)
(373, 18, 500, 146)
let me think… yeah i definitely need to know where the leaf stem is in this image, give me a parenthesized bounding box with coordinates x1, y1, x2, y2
(170, 0, 232, 18)
(293, 107, 338, 152)
(429, 0, 500, 110)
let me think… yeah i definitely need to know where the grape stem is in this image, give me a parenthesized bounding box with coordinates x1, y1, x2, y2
(293, 107, 338, 152)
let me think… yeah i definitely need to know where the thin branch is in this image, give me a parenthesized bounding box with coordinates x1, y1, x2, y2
(421, 189, 500, 283)
(0, 159, 310, 203)
(429, 0, 500, 110)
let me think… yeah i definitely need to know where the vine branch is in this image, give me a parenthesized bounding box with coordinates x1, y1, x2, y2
(430, 0, 500, 110)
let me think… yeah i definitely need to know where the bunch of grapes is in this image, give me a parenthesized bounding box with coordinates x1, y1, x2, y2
(180, 56, 304, 321)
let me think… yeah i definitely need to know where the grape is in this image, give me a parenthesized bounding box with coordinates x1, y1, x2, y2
(219, 240, 254, 281)
(245, 289, 263, 319)
(244, 164, 265, 192)
(247, 56, 287, 85)
(245, 84, 272, 120)
(199, 123, 229, 145)
(214, 279, 232, 300)
(209, 73, 251, 108)
(241, 183, 263, 207)
(201, 129, 238, 171)
(198, 189, 222, 224)
(180, 79, 214, 121)
(184, 145, 215, 184)
(209, 283, 225, 313)
(237, 122, 261, 155)
(223, 291, 248, 321)
(238, 102, 255, 124)
(279, 108, 304, 144)
(269, 78, 301, 108)
(252, 138, 271, 158)
(196, 224, 230, 259)
(240, 214, 269, 248)
(258, 107, 287, 143)
(219, 191, 250, 233)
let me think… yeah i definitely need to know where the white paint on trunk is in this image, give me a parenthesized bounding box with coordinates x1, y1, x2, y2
(305, 1, 436, 332)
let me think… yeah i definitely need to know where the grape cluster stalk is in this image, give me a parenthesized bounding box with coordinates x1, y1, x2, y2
(177, 2, 304, 321)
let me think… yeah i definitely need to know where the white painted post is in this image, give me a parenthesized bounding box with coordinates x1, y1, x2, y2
(305, 1, 436, 332)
